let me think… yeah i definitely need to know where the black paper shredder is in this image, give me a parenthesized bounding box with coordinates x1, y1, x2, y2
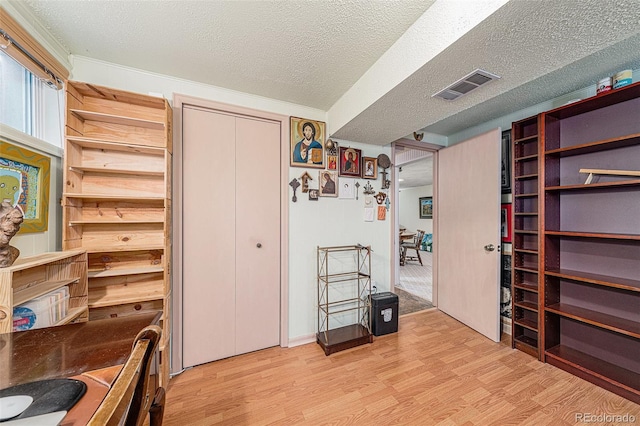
(370, 292, 399, 336)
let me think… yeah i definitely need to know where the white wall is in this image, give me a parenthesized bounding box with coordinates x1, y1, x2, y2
(399, 185, 433, 235)
(71, 58, 393, 343)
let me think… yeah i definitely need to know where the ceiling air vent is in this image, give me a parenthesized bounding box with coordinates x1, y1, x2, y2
(433, 69, 500, 101)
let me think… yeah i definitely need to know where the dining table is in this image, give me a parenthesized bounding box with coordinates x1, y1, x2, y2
(0, 312, 161, 425)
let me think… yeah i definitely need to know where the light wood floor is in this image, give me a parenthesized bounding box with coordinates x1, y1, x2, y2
(164, 310, 639, 425)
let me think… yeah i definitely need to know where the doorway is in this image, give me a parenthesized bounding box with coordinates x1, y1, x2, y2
(392, 142, 438, 314)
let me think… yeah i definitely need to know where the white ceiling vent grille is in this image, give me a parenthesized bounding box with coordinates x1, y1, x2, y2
(433, 69, 500, 101)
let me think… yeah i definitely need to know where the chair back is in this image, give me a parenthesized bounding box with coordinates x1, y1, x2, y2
(88, 325, 162, 426)
(413, 230, 426, 249)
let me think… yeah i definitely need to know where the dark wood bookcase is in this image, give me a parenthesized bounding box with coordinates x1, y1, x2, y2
(511, 114, 542, 359)
(540, 81, 640, 403)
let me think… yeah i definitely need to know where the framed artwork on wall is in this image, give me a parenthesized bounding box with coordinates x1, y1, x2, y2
(362, 156, 377, 179)
(501, 203, 512, 242)
(1, 140, 51, 233)
(290, 117, 325, 168)
(339, 147, 361, 177)
(419, 196, 433, 219)
(501, 129, 511, 193)
(319, 171, 338, 197)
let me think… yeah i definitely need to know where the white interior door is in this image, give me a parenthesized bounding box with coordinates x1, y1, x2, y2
(437, 128, 501, 342)
(234, 116, 281, 354)
(183, 107, 237, 367)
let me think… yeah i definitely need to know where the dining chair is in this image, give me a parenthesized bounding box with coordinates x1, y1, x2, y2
(88, 325, 164, 426)
(402, 229, 425, 266)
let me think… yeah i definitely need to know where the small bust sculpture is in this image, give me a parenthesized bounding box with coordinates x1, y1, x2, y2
(0, 201, 24, 267)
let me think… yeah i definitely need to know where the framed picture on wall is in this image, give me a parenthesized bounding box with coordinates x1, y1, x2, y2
(290, 117, 325, 168)
(1, 140, 51, 233)
(362, 156, 377, 179)
(319, 171, 338, 197)
(419, 197, 433, 219)
(501, 203, 512, 242)
(501, 129, 511, 193)
(339, 147, 361, 177)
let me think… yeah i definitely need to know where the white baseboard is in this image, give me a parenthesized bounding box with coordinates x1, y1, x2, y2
(501, 316, 512, 336)
(287, 334, 316, 348)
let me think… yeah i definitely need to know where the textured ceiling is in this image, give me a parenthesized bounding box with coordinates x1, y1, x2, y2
(21, 0, 435, 110)
(12, 0, 640, 150)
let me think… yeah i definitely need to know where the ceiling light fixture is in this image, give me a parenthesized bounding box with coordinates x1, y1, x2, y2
(432, 69, 500, 101)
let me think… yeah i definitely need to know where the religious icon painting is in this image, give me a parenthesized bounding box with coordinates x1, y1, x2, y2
(339, 147, 361, 177)
(290, 117, 325, 168)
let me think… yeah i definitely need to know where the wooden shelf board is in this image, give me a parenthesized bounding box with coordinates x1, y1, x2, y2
(514, 248, 538, 254)
(63, 193, 165, 201)
(88, 266, 164, 279)
(545, 82, 640, 119)
(70, 109, 165, 130)
(89, 292, 164, 309)
(514, 300, 538, 312)
(513, 317, 538, 331)
(69, 166, 164, 177)
(545, 230, 640, 241)
(515, 173, 538, 181)
(514, 282, 538, 292)
(546, 304, 640, 339)
(546, 179, 640, 191)
(514, 230, 538, 235)
(514, 266, 538, 274)
(545, 132, 640, 158)
(545, 345, 640, 396)
(54, 307, 88, 326)
(514, 212, 538, 216)
(6, 250, 86, 271)
(513, 335, 538, 357)
(69, 220, 164, 226)
(13, 278, 81, 306)
(545, 268, 640, 292)
(514, 134, 538, 144)
(66, 136, 165, 154)
(85, 246, 165, 254)
(514, 192, 537, 198)
(514, 154, 538, 162)
(316, 324, 372, 355)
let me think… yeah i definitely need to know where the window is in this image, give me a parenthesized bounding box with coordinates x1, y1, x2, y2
(0, 50, 63, 148)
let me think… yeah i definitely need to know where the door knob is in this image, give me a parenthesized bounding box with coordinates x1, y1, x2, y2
(484, 244, 495, 252)
(256, 243, 262, 248)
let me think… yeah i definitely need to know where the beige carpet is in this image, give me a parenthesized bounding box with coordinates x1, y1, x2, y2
(395, 287, 434, 316)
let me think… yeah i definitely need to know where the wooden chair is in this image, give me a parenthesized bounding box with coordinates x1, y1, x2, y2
(401, 229, 425, 265)
(88, 325, 165, 426)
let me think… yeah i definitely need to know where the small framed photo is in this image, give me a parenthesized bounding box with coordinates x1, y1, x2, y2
(501, 203, 512, 242)
(309, 189, 319, 201)
(419, 197, 433, 219)
(339, 147, 361, 177)
(362, 157, 377, 179)
(327, 155, 337, 170)
(319, 171, 338, 197)
(290, 117, 325, 168)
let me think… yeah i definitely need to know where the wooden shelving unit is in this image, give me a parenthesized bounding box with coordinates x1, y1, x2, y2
(510, 114, 542, 359)
(0, 250, 87, 333)
(541, 81, 640, 404)
(63, 81, 172, 386)
(317, 245, 373, 355)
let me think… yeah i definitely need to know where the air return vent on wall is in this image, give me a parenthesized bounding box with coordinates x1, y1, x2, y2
(432, 69, 500, 101)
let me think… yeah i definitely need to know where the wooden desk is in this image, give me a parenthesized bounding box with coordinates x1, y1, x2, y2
(0, 312, 161, 425)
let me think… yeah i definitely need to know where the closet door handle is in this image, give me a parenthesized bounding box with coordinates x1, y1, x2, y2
(256, 243, 262, 248)
(484, 244, 495, 252)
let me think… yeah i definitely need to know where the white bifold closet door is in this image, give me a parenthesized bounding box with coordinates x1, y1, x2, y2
(182, 106, 281, 368)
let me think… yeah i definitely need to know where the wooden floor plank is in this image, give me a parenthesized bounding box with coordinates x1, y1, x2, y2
(164, 310, 640, 425)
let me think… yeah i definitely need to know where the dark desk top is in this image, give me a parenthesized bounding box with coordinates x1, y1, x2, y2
(0, 312, 161, 389)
